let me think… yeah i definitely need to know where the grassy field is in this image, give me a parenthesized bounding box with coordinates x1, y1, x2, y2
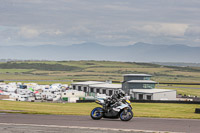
(0, 100, 200, 119)
(157, 84, 200, 97)
(1, 60, 200, 96)
(1, 61, 200, 119)
(0, 69, 34, 73)
(0, 60, 200, 83)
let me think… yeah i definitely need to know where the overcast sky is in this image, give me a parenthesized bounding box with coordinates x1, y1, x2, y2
(0, 0, 200, 46)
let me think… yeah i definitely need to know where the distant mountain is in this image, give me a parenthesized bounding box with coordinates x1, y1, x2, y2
(0, 42, 200, 63)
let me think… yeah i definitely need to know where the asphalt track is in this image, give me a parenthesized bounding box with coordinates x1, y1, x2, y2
(0, 113, 200, 133)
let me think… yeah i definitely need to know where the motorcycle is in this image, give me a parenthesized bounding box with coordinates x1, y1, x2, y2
(90, 96, 133, 121)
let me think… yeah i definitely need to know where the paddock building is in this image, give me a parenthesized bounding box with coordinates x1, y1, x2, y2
(71, 74, 177, 100)
(71, 81, 121, 96)
(122, 74, 176, 100)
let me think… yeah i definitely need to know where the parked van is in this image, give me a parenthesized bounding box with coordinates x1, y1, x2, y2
(35, 94, 42, 100)
(18, 95, 28, 101)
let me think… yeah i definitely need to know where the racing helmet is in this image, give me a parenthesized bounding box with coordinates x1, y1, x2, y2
(118, 89, 125, 98)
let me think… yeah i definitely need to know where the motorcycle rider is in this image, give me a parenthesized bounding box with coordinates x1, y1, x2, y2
(91, 89, 133, 121)
(104, 89, 126, 111)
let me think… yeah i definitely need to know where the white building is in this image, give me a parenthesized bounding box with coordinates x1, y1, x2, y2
(122, 74, 176, 100)
(71, 81, 121, 96)
(89, 83, 121, 96)
(71, 81, 105, 92)
(131, 89, 177, 100)
(61, 90, 85, 102)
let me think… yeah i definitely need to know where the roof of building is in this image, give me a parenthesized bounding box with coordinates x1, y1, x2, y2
(71, 81, 105, 85)
(127, 80, 157, 84)
(131, 89, 176, 94)
(123, 74, 152, 77)
(89, 83, 122, 89)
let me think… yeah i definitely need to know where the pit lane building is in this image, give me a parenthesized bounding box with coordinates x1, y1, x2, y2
(122, 74, 176, 100)
(71, 81, 121, 96)
(71, 74, 176, 100)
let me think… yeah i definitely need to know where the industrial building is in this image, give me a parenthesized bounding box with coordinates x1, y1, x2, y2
(71, 74, 176, 100)
(122, 74, 176, 100)
(71, 81, 121, 96)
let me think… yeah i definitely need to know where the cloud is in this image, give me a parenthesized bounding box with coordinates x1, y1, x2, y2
(66, 26, 91, 36)
(18, 26, 63, 39)
(45, 29, 63, 36)
(104, 4, 142, 12)
(19, 26, 40, 38)
(185, 25, 200, 37)
(0, 0, 200, 46)
(139, 23, 188, 37)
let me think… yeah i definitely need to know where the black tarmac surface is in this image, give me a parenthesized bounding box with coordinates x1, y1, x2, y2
(0, 113, 200, 133)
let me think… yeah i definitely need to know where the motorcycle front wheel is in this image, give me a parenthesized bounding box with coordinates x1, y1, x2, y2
(119, 108, 133, 121)
(90, 107, 103, 120)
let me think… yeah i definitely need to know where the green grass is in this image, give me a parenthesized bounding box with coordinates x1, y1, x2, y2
(0, 101, 200, 119)
(167, 84, 200, 88)
(0, 101, 96, 115)
(1, 60, 200, 83)
(1, 61, 200, 97)
(0, 73, 60, 80)
(4, 81, 72, 85)
(0, 69, 34, 73)
(133, 103, 200, 119)
(157, 84, 200, 97)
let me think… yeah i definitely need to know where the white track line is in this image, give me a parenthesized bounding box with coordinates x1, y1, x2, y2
(0, 122, 184, 133)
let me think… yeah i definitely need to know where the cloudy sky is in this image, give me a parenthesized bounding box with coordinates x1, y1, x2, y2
(0, 0, 200, 46)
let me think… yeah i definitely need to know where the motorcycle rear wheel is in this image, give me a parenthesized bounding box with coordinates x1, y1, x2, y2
(91, 107, 103, 120)
(119, 108, 133, 121)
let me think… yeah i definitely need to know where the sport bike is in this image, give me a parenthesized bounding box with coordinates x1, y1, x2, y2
(91, 96, 133, 121)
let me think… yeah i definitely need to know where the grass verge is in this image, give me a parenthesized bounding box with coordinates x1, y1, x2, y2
(157, 84, 200, 96)
(0, 100, 200, 119)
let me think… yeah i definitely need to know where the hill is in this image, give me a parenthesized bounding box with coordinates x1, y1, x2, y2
(0, 42, 200, 62)
(0, 60, 200, 83)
